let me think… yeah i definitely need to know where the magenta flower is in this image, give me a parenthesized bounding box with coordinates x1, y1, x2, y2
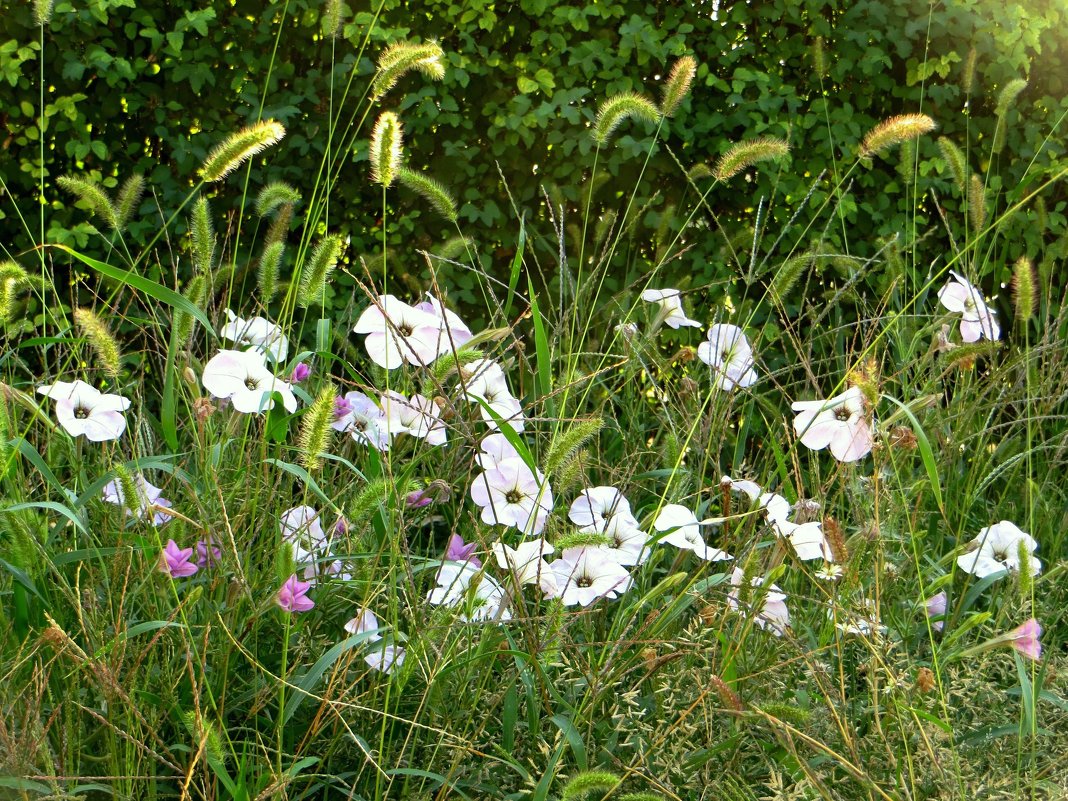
(195, 537, 222, 569)
(926, 591, 947, 632)
(334, 517, 349, 537)
(406, 488, 434, 508)
(333, 395, 353, 421)
(445, 533, 482, 568)
(291, 362, 312, 383)
(277, 574, 315, 613)
(159, 540, 199, 578)
(1006, 618, 1042, 661)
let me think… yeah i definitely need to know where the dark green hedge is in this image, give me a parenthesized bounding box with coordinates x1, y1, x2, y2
(1, 0, 1065, 316)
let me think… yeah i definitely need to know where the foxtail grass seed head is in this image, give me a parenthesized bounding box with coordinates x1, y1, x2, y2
(370, 111, 404, 187)
(937, 137, 968, 192)
(114, 174, 144, 232)
(0, 261, 28, 326)
(257, 240, 284, 301)
(371, 41, 445, 99)
(322, 0, 344, 37)
(687, 163, 714, 181)
(74, 307, 122, 378)
(995, 78, 1027, 118)
(200, 120, 286, 182)
(897, 137, 916, 186)
(1017, 538, 1035, 597)
(811, 35, 827, 78)
(299, 384, 336, 474)
(112, 464, 140, 518)
(174, 273, 207, 348)
(961, 46, 977, 96)
(298, 234, 345, 308)
(255, 181, 301, 217)
(544, 418, 603, 475)
(968, 173, 986, 232)
(660, 55, 697, 117)
(860, 114, 936, 158)
(347, 479, 392, 532)
(434, 235, 474, 261)
(593, 92, 660, 146)
(769, 250, 811, 303)
(397, 167, 457, 222)
(33, 0, 53, 24)
(56, 175, 118, 231)
(560, 771, 619, 800)
(1012, 255, 1037, 324)
(190, 196, 215, 271)
(714, 137, 790, 181)
(710, 675, 744, 712)
(822, 515, 849, 562)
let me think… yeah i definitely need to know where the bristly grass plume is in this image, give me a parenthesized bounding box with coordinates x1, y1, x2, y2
(860, 113, 936, 158)
(200, 120, 286, 182)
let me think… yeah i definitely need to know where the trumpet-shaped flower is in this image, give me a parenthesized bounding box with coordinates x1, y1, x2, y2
(159, 540, 198, 578)
(426, 561, 511, 622)
(568, 487, 640, 533)
(772, 518, 835, 562)
(331, 391, 390, 450)
(956, 520, 1041, 579)
(470, 457, 553, 535)
(697, 324, 758, 390)
(280, 505, 328, 565)
(291, 362, 311, 383)
(380, 391, 447, 445)
(653, 504, 732, 561)
(475, 433, 520, 469)
(445, 533, 482, 567)
(545, 547, 632, 607)
(277, 574, 315, 613)
(202, 349, 297, 415)
(926, 591, 947, 632)
(792, 386, 873, 462)
(344, 608, 383, 640)
(640, 288, 701, 329)
(103, 473, 173, 526)
(37, 380, 131, 441)
(353, 295, 445, 368)
(721, 476, 790, 523)
(937, 271, 1000, 342)
(416, 293, 474, 350)
(492, 538, 555, 588)
(1005, 618, 1042, 661)
(219, 309, 289, 362)
(728, 567, 790, 635)
(196, 537, 222, 569)
(598, 524, 652, 567)
(364, 643, 406, 674)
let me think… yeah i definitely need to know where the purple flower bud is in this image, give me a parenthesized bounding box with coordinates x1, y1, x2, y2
(445, 533, 481, 568)
(160, 540, 198, 578)
(1006, 618, 1042, 661)
(334, 517, 349, 537)
(291, 362, 312, 383)
(406, 489, 434, 508)
(195, 537, 222, 569)
(333, 395, 353, 421)
(277, 574, 315, 613)
(925, 591, 947, 632)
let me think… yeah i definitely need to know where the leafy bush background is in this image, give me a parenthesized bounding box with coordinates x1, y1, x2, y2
(2, 0, 1065, 314)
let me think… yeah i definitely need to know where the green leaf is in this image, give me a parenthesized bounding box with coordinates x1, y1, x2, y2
(504, 214, 525, 318)
(881, 394, 944, 514)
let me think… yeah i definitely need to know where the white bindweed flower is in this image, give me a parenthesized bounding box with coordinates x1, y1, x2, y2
(568, 486, 639, 533)
(773, 518, 835, 562)
(640, 288, 701, 329)
(597, 523, 652, 567)
(545, 547, 632, 607)
(653, 504, 732, 562)
(416, 293, 474, 352)
(937, 271, 1000, 342)
(103, 473, 173, 526)
(219, 309, 289, 362)
(458, 359, 525, 432)
(697, 324, 758, 390)
(956, 520, 1041, 579)
(353, 294, 445, 369)
(202, 349, 297, 415)
(332, 391, 391, 450)
(728, 567, 790, 635)
(37, 380, 131, 441)
(492, 538, 556, 589)
(280, 505, 328, 566)
(475, 433, 520, 469)
(344, 608, 383, 641)
(426, 561, 511, 623)
(721, 476, 790, 523)
(364, 643, 406, 674)
(470, 457, 553, 535)
(380, 391, 447, 445)
(791, 386, 873, 462)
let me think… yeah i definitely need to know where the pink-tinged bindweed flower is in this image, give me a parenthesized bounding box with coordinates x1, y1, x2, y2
(330, 391, 391, 450)
(492, 538, 555, 589)
(381, 390, 447, 445)
(926, 591, 947, 632)
(277, 574, 315, 613)
(720, 476, 790, 523)
(568, 486, 640, 534)
(697, 324, 758, 390)
(201, 349, 298, 415)
(416, 292, 474, 351)
(652, 504, 732, 562)
(352, 294, 445, 369)
(640, 288, 701, 329)
(426, 561, 511, 623)
(219, 309, 290, 362)
(344, 608, 383, 640)
(937, 271, 1000, 342)
(791, 385, 874, 462)
(103, 473, 174, 526)
(290, 362, 312, 383)
(728, 567, 790, 636)
(475, 433, 521, 470)
(1005, 618, 1042, 661)
(364, 643, 406, 674)
(37, 380, 131, 441)
(956, 520, 1041, 579)
(544, 547, 632, 607)
(772, 518, 835, 562)
(159, 540, 198, 578)
(445, 533, 482, 567)
(469, 457, 553, 536)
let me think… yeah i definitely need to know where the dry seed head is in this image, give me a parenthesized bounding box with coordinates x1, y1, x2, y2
(822, 515, 849, 562)
(968, 174, 986, 232)
(372, 42, 445, 99)
(397, 167, 457, 222)
(1011, 256, 1037, 324)
(710, 675, 744, 712)
(915, 666, 936, 694)
(370, 111, 404, 187)
(714, 136, 790, 181)
(887, 425, 918, 452)
(200, 120, 286, 182)
(660, 56, 697, 117)
(860, 114, 936, 158)
(74, 307, 122, 378)
(593, 92, 660, 146)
